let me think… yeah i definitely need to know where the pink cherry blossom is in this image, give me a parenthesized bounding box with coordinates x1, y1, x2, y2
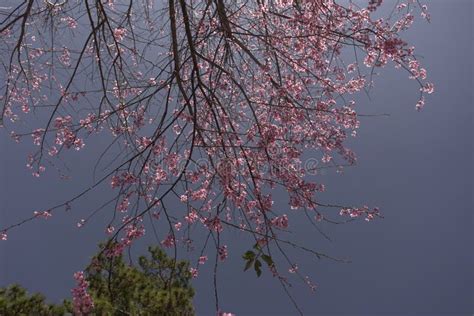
(271, 214, 289, 229)
(61, 16, 78, 29)
(199, 256, 208, 265)
(71, 271, 94, 315)
(33, 210, 52, 219)
(218, 245, 228, 262)
(113, 28, 127, 42)
(0, 1, 434, 302)
(161, 234, 175, 248)
(189, 267, 199, 279)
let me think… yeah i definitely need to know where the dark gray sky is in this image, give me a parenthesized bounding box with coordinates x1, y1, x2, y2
(1, 1, 472, 315)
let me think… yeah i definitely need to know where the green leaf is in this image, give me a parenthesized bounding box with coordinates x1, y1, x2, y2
(254, 259, 262, 277)
(253, 243, 261, 251)
(244, 259, 254, 271)
(242, 250, 255, 260)
(261, 254, 274, 267)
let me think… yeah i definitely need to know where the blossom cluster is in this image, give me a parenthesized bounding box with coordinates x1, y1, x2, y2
(0, 0, 433, 296)
(71, 271, 94, 315)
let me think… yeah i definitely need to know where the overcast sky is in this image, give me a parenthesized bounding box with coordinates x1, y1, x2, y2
(1, 1, 472, 315)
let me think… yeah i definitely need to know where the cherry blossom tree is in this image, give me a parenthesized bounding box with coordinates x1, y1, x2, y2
(0, 0, 433, 313)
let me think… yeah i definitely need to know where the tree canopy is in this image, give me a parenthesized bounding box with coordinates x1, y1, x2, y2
(0, 245, 195, 315)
